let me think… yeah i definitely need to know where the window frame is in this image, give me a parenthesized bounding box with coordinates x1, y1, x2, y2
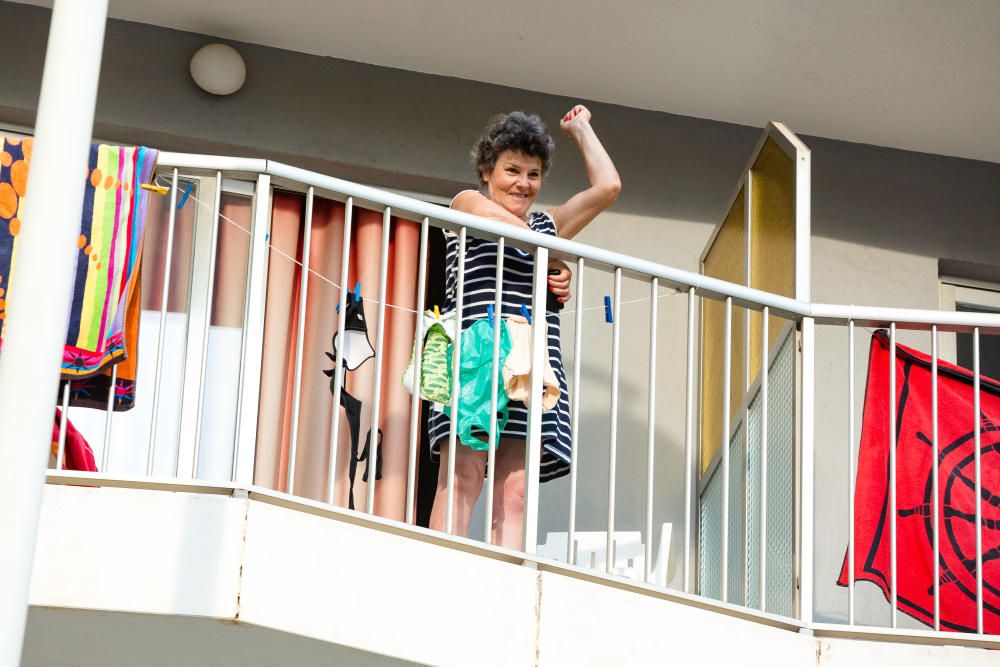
(939, 278, 1000, 370)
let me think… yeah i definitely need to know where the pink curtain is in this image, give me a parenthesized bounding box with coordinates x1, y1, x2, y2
(255, 192, 420, 520)
(141, 183, 251, 324)
(140, 184, 197, 313)
(210, 195, 251, 328)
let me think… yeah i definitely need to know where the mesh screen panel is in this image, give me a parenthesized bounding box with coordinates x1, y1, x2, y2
(699, 466, 723, 601)
(747, 393, 762, 609)
(699, 329, 797, 613)
(727, 424, 745, 604)
(766, 333, 795, 616)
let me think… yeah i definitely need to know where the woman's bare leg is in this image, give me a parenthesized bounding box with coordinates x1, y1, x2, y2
(429, 440, 487, 537)
(491, 438, 527, 550)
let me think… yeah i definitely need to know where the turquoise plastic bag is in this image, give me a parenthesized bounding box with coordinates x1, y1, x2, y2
(444, 319, 512, 449)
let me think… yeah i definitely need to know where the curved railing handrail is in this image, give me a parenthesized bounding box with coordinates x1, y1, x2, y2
(158, 151, 1000, 332)
(811, 302, 1000, 331)
(158, 151, 809, 319)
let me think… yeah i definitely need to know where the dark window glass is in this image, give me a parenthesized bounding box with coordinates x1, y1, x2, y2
(957, 304, 1000, 382)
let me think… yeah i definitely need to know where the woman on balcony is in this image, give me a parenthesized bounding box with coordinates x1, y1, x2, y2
(427, 105, 621, 548)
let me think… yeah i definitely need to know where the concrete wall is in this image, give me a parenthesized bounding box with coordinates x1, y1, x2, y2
(29, 484, 1000, 666)
(4, 2, 1000, 630)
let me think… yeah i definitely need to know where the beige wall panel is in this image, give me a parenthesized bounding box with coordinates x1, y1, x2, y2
(701, 189, 745, 471)
(749, 137, 796, 382)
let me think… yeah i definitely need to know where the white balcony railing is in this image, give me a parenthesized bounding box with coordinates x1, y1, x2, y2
(44, 151, 1000, 650)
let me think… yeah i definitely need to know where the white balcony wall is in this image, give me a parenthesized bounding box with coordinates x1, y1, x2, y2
(25, 484, 1000, 666)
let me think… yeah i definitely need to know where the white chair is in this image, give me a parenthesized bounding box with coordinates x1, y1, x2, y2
(537, 523, 672, 587)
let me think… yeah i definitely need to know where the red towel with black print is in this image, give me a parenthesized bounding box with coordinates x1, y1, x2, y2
(838, 330, 1000, 633)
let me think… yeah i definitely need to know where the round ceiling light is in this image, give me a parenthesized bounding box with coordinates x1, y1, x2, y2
(190, 43, 246, 96)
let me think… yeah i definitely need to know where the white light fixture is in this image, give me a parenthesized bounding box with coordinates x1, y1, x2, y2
(190, 43, 246, 96)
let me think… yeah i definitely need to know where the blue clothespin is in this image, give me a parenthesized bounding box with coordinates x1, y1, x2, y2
(604, 296, 613, 323)
(353, 282, 361, 303)
(177, 182, 193, 209)
(336, 303, 340, 313)
(520, 303, 532, 324)
(487, 304, 495, 328)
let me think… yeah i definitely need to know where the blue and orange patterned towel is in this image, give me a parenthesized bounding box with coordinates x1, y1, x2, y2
(0, 138, 159, 410)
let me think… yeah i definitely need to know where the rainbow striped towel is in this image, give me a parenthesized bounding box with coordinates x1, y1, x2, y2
(0, 139, 158, 394)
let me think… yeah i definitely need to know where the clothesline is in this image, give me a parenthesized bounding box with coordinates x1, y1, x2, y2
(154, 175, 685, 318)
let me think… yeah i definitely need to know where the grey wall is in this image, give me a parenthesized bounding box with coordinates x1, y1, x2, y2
(4, 1, 999, 629)
(3, 3, 995, 261)
(0, 2, 756, 221)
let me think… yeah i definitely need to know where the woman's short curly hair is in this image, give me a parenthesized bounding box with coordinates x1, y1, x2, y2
(471, 111, 555, 186)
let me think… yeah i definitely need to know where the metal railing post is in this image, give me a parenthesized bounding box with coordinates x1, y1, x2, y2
(644, 277, 658, 584)
(444, 228, 467, 533)
(721, 297, 732, 601)
(404, 218, 429, 524)
(523, 245, 549, 554)
(147, 169, 180, 475)
(0, 1, 109, 664)
(175, 173, 221, 478)
(567, 257, 585, 563)
(286, 187, 315, 494)
(484, 238, 506, 543)
(683, 287, 696, 593)
(846, 320, 855, 624)
(799, 316, 815, 627)
(188, 173, 224, 479)
(326, 198, 354, 505)
(231, 174, 273, 486)
(607, 268, 623, 573)
(364, 207, 393, 514)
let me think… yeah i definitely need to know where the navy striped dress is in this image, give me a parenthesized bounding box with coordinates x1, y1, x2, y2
(427, 210, 572, 482)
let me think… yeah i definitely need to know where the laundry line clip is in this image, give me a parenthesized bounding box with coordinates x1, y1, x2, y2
(140, 183, 170, 195)
(520, 303, 532, 324)
(487, 304, 495, 327)
(336, 281, 363, 313)
(177, 182, 194, 209)
(604, 296, 613, 324)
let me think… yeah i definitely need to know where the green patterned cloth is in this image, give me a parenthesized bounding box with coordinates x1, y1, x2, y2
(402, 310, 456, 404)
(420, 321, 453, 403)
(444, 318, 512, 449)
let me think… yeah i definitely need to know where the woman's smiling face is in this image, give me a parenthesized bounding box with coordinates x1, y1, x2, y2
(482, 150, 543, 219)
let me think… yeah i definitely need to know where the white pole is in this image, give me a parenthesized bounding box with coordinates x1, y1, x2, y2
(799, 316, 816, 627)
(522, 245, 549, 553)
(0, 2, 108, 664)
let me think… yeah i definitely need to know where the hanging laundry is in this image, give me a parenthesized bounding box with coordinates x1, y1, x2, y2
(61, 258, 142, 411)
(323, 296, 381, 510)
(421, 318, 455, 404)
(0, 139, 158, 411)
(442, 317, 513, 449)
(402, 309, 457, 404)
(503, 314, 560, 411)
(50, 408, 98, 472)
(331, 294, 376, 371)
(839, 329, 1000, 633)
(358, 427, 382, 485)
(321, 376, 381, 511)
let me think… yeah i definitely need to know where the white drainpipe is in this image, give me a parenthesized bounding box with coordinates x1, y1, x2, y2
(0, 1, 108, 664)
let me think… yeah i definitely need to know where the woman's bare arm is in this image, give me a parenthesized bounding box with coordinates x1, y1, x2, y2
(451, 190, 531, 230)
(451, 191, 573, 299)
(547, 105, 621, 240)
